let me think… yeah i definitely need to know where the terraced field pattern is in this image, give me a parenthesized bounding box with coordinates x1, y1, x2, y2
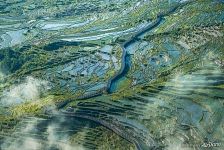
(0, 0, 224, 150)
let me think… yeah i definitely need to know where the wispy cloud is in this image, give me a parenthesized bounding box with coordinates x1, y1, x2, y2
(1, 117, 85, 150)
(1, 76, 50, 106)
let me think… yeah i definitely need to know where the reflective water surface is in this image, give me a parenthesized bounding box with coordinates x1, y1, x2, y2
(0, 0, 224, 150)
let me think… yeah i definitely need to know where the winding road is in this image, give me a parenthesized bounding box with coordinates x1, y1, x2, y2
(56, 110, 157, 150)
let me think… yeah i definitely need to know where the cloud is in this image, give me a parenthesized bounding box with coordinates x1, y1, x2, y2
(1, 117, 85, 150)
(47, 125, 85, 150)
(2, 137, 41, 150)
(0, 76, 50, 106)
(1, 118, 41, 150)
(143, 52, 222, 149)
(166, 140, 192, 150)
